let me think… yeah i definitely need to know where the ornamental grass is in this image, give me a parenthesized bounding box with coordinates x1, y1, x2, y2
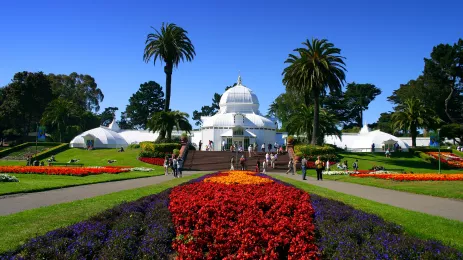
(0, 166, 129, 176)
(351, 173, 463, 181)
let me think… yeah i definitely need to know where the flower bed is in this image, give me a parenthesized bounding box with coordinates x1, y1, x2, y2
(170, 172, 319, 259)
(1, 172, 461, 259)
(351, 173, 463, 181)
(139, 157, 164, 166)
(0, 166, 130, 176)
(426, 152, 463, 168)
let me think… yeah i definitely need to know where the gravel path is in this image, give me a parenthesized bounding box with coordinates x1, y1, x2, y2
(271, 172, 463, 222)
(0, 171, 209, 216)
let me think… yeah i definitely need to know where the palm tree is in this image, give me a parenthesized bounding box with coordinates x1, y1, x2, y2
(392, 97, 438, 147)
(282, 38, 346, 145)
(286, 104, 341, 143)
(41, 98, 78, 142)
(143, 23, 195, 112)
(147, 111, 192, 142)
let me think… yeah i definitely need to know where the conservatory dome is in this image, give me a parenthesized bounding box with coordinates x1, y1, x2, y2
(70, 124, 128, 149)
(218, 75, 260, 114)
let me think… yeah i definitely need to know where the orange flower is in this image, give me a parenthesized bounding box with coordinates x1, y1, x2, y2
(204, 170, 273, 185)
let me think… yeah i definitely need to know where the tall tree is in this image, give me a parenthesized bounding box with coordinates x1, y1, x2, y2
(344, 82, 381, 126)
(143, 23, 195, 140)
(41, 98, 79, 142)
(0, 72, 53, 140)
(123, 81, 165, 129)
(117, 112, 132, 130)
(423, 38, 463, 123)
(282, 38, 346, 144)
(100, 107, 119, 126)
(147, 111, 192, 142)
(392, 97, 438, 147)
(286, 104, 341, 143)
(49, 73, 104, 112)
(377, 112, 394, 134)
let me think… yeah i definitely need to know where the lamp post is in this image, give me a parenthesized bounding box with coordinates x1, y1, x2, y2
(437, 129, 441, 174)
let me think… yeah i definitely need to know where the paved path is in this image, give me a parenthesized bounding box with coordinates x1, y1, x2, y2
(0, 171, 209, 216)
(271, 172, 463, 222)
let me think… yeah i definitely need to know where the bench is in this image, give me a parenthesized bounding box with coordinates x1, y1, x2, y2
(49, 162, 84, 167)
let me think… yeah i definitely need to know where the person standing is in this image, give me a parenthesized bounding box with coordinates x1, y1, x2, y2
(315, 156, 324, 181)
(353, 159, 359, 173)
(199, 140, 202, 151)
(371, 143, 375, 153)
(273, 153, 278, 168)
(172, 157, 178, 178)
(262, 158, 267, 174)
(286, 158, 294, 175)
(239, 155, 246, 170)
(163, 156, 169, 175)
(222, 140, 226, 151)
(268, 143, 272, 153)
(230, 156, 235, 170)
(261, 143, 266, 153)
(248, 145, 252, 157)
(301, 156, 308, 180)
(270, 153, 275, 169)
(256, 158, 261, 173)
(177, 158, 183, 178)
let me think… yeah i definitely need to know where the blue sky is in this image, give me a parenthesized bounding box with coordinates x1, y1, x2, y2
(1, 0, 462, 127)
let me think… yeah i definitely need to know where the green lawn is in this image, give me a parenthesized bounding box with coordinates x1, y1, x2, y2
(0, 173, 204, 254)
(0, 148, 163, 195)
(305, 172, 463, 199)
(301, 152, 463, 199)
(0, 148, 154, 167)
(273, 175, 463, 252)
(0, 171, 163, 196)
(336, 152, 463, 173)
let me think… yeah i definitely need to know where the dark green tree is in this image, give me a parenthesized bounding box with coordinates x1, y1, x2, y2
(282, 38, 347, 144)
(41, 98, 79, 142)
(344, 83, 381, 126)
(0, 72, 53, 140)
(377, 112, 394, 134)
(123, 81, 165, 129)
(117, 112, 132, 130)
(99, 107, 119, 126)
(147, 111, 192, 142)
(143, 23, 195, 139)
(49, 73, 104, 112)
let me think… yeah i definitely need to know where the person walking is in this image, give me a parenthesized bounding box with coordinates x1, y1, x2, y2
(261, 143, 265, 153)
(353, 159, 359, 173)
(163, 156, 169, 175)
(239, 155, 246, 170)
(301, 156, 308, 180)
(273, 153, 278, 168)
(262, 158, 267, 174)
(286, 158, 294, 175)
(199, 140, 202, 151)
(222, 140, 226, 151)
(265, 152, 270, 166)
(256, 158, 261, 173)
(268, 143, 272, 153)
(270, 153, 275, 169)
(248, 145, 252, 157)
(230, 156, 235, 170)
(177, 158, 183, 178)
(172, 157, 178, 177)
(315, 156, 324, 181)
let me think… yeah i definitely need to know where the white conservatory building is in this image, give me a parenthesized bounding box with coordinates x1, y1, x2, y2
(324, 123, 410, 152)
(191, 76, 281, 151)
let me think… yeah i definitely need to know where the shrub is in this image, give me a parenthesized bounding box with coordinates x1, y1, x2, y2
(32, 143, 69, 161)
(139, 142, 181, 158)
(173, 149, 180, 156)
(0, 173, 19, 182)
(128, 143, 140, 149)
(294, 144, 337, 161)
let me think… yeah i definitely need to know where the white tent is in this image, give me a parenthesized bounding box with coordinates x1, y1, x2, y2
(70, 126, 128, 149)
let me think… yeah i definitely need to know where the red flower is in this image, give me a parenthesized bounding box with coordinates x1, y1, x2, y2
(0, 166, 129, 176)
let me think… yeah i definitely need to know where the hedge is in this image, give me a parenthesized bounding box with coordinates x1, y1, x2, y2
(0, 142, 63, 158)
(139, 142, 181, 158)
(294, 144, 336, 156)
(32, 143, 70, 161)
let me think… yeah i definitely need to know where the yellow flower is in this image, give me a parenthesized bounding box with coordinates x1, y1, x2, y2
(204, 170, 273, 185)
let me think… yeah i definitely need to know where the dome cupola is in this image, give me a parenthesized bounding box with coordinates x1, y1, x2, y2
(218, 75, 260, 114)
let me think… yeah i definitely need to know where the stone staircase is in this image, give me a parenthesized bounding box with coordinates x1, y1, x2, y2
(183, 151, 291, 171)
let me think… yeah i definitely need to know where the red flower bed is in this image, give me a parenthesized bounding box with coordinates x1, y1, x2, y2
(0, 166, 129, 176)
(139, 157, 164, 166)
(169, 178, 319, 259)
(351, 173, 463, 181)
(305, 161, 336, 169)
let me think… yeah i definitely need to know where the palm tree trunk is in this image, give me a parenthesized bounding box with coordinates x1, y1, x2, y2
(411, 123, 417, 147)
(311, 95, 320, 145)
(164, 63, 173, 112)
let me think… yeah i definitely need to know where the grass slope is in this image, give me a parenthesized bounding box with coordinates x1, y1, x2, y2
(0, 171, 163, 196)
(0, 148, 154, 167)
(274, 175, 463, 252)
(0, 173, 204, 254)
